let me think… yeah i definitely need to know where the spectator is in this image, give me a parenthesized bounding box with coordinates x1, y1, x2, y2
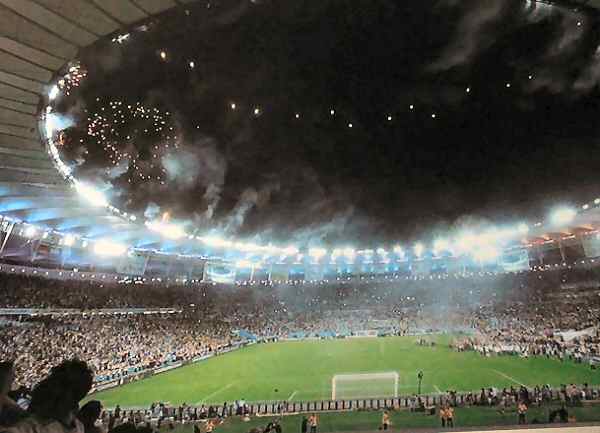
(308, 414, 318, 433)
(517, 401, 527, 425)
(446, 405, 454, 428)
(0, 361, 25, 427)
(2, 360, 93, 433)
(381, 410, 390, 430)
(77, 401, 104, 433)
(440, 405, 447, 428)
(301, 416, 307, 433)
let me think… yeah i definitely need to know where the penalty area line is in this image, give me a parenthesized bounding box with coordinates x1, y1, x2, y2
(195, 382, 235, 405)
(434, 385, 442, 394)
(288, 390, 298, 401)
(491, 369, 526, 387)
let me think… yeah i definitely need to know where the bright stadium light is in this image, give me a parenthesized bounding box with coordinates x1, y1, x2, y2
(393, 245, 404, 258)
(24, 226, 37, 238)
(93, 240, 127, 257)
(433, 238, 449, 255)
(48, 85, 60, 101)
(63, 234, 76, 247)
(473, 245, 500, 263)
(414, 243, 424, 258)
(517, 223, 529, 235)
(550, 207, 576, 227)
(236, 259, 253, 269)
(74, 182, 108, 207)
(309, 247, 327, 260)
(343, 247, 356, 262)
(146, 221, 186, 240)
(282, 245, 299, 256)
(200, 236, 232, 249)
(236, 242, 260, 253)
(455, 232, 476, 254)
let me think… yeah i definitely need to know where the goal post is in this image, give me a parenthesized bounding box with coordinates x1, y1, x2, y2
(331, 372, 399, 400)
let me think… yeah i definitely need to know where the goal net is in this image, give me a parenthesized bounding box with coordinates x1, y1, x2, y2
(331, 372, 399, 400)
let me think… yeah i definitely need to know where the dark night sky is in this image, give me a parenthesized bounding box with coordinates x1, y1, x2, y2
(58, 0, 600, 247)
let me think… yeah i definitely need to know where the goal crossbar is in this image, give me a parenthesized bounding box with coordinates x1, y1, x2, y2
(331, 372, 399, 400)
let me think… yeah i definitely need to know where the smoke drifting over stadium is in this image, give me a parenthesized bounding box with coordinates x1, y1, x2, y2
(55, 0, 600, 247)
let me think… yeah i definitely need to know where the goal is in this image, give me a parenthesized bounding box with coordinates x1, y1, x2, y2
(331, 372, 399, 400)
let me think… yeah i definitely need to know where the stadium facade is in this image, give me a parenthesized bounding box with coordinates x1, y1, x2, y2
(1, 0, 600, 282)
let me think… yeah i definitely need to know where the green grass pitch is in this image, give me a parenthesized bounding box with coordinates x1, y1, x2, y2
(91, 335, 600, 408)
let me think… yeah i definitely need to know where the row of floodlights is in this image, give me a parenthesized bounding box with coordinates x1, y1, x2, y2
(43, 77, 591, 262)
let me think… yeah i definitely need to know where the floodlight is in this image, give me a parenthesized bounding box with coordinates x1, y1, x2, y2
(433, 238, 449, 255)
(74, 182, 108, 207)
(517, 223, 529, 235)
(200, 236, 232, 249)
(550, 207, 576, 227)
(473, 245, 500, 263)
(48, 85, 59, 101)
(236, 242, 260, 252)
(93, 240, 127, 257)
(146, 220, 185, 240)
(236, 260, 253, 268)
(282, 245, 299, 256)
(309, 248, 327, 260)
(455, 232, 476, 254)
(63, 234, 76, 247)
(24, 226, 37, 238)
(414, 243, 424, 257)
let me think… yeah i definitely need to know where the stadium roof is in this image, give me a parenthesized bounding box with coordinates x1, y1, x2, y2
(0, 0, 599, 257)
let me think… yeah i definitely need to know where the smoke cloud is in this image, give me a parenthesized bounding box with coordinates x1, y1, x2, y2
(430, 0, 507, 71)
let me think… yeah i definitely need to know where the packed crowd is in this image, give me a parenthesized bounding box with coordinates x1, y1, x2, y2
(453, 282, 600, 365)
(0, 314, 235, 389)
(2, 264, 600, 401)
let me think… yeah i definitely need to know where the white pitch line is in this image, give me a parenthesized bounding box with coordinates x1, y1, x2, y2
(434, 385, 442, 394)
(491, 369, 526, 387)
(288, 390, 298, 401)
(195, 382, 235, 405)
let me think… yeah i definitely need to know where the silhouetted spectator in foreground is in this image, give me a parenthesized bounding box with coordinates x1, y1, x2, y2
(1, 360, 93, 433)
(77, 401, 104, 433)
(0, 361, 25, 427)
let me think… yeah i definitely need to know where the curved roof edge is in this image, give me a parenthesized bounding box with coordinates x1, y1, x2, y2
(0, 0, 599, 258)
